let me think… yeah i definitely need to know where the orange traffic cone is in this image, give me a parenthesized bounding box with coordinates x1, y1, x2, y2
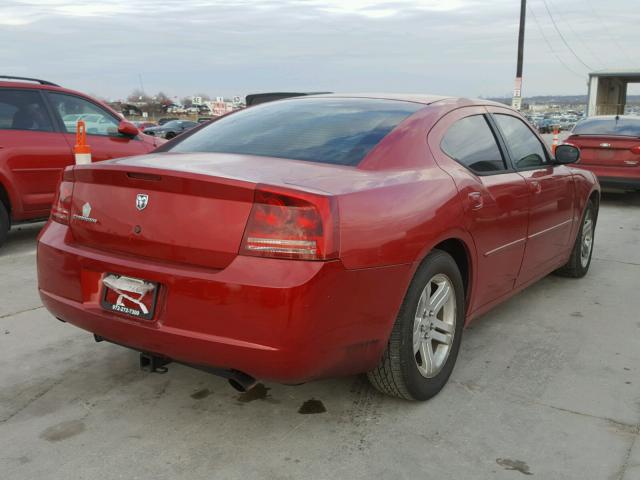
(74, 120, 92, 165)
(551, 128, 559, 154)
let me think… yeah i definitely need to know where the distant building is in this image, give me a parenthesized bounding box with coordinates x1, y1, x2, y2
(587, 69, 640, 116)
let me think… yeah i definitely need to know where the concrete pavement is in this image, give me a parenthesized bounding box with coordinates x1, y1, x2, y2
(1, 193, 639, 480)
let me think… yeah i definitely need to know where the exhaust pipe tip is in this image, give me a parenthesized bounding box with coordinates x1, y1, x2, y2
(228, 371, 257, 393)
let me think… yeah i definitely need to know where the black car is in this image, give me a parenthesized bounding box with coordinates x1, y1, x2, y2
(157, 117, 179, 126)
(143, 120, 199, 139)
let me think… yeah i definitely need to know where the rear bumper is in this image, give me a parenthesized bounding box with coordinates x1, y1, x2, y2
(37, 222, 412, 383)
(574, 164, 640, 190)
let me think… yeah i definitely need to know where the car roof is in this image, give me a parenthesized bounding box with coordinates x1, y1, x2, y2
(0, 79, 106, 103)
(0, 79, 67, 92)
(0, 79, 122, 117)
(303, 93, 448, 105)
(284, 93, 510, 109)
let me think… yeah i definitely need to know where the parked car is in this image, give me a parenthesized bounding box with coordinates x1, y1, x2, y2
(0, 75, 164, 247)
(157, 117, 179, 126)
(565, 115, 640, 190)
(142, 120, 199, 139)
(37, 94, 599, 400)
(538, 118, 561, 134)
(133, 121, 156, 131)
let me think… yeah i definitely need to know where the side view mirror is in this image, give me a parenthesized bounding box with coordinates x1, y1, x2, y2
(554, 144, 580, 164)
(118, 120, 139, 137)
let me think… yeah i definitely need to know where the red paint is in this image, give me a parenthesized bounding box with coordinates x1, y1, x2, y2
(0, 80, 162, 223)
(37, 96, 599, 384)
(566, 133, 640, 189)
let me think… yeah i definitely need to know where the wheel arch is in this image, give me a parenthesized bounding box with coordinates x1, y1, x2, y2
(431, 237, 473, 308)
(411, 233, 475, 314)
(0, 178, 11, 218)
(588, 189, 600, 222)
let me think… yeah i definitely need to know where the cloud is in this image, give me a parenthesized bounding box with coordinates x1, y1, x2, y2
(0, 0, 637, 99)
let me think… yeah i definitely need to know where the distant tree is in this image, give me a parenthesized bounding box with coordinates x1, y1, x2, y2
(127, 89, 150, 103)
(181, 97, 193, 108)
(155, 91, 171, 105)
(195, 93, 211, 102)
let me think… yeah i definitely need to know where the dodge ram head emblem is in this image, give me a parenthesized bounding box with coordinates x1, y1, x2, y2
(136, 193, 149, 211)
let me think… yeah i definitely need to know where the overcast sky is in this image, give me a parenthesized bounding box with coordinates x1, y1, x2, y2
(1, 0, 638, 101)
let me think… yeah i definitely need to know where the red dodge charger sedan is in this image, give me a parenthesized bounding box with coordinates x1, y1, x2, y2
(37, 95, 600, 400)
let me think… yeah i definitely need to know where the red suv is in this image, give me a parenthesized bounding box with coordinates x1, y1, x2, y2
(0, 76, 163, 246)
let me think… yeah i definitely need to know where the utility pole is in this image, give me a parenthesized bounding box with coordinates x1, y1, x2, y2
(511, 0, 526, 110)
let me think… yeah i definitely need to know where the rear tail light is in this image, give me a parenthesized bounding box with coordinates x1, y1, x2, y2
(51, 169, 75, 225)
(630, 145, 640, 155)
(240, 187, 339, 261)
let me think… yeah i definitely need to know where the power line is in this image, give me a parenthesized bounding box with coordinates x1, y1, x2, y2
(546, 0, 604, 69)
(584, 0, 634, 64)
(527, 5, 585, 79)
(540, 0, 594, 71)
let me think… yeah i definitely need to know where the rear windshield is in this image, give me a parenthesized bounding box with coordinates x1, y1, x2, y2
(169, 98, 423, 166)
(572, 117, 640, 137)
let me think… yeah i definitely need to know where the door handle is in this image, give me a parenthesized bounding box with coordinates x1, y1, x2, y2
(530, 180, 542, 194)
(468, 192, 483, 210)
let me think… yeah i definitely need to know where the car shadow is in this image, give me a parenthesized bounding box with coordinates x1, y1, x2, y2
(600, 189, 640, 207)
(1, 221, 45, 257)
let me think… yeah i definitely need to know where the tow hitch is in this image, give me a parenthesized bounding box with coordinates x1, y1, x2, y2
(91, 335, 257, 391)
(139, 352, 171, 374)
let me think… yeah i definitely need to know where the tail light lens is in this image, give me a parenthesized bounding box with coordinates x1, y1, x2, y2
(630, 145, 640, 155)
(240, 187, 339, 261)
(51, 170, 74, 224)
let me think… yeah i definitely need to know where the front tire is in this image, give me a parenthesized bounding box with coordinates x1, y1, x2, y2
(367, 250, 465, 400)
(555, 199, 596, 278)
(0, 201, 9, 248)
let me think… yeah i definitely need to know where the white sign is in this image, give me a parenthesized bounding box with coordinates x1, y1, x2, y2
(192, 96, 202, 105)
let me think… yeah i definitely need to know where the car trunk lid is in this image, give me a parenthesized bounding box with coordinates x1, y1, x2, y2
(68, 164, 256, 270)
(66, 152, 420, 268)
(568, 135, 640, 167)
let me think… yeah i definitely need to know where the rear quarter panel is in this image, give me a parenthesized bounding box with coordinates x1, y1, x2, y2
(340, 103, 473, 271)
(338, 170, 469, 270)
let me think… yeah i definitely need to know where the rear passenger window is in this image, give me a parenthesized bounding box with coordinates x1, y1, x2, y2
(0, 89, 53, 132)
(441, 115, 506, 173)
(494, 114, 548, 169)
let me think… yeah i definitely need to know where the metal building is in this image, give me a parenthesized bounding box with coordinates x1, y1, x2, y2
(587, 69, 640, 116)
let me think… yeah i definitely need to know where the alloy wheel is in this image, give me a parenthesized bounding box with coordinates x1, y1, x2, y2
(413, 273, 456, 378)
(580, 208, 594, 268)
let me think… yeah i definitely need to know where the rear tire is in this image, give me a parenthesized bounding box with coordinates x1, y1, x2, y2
(367, 250, 465, 400)
(555, 199, 596, 278)
(0, 201, 9, 248)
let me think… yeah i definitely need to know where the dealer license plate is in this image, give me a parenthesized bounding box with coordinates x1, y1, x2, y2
(101, 274, 159, 320)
